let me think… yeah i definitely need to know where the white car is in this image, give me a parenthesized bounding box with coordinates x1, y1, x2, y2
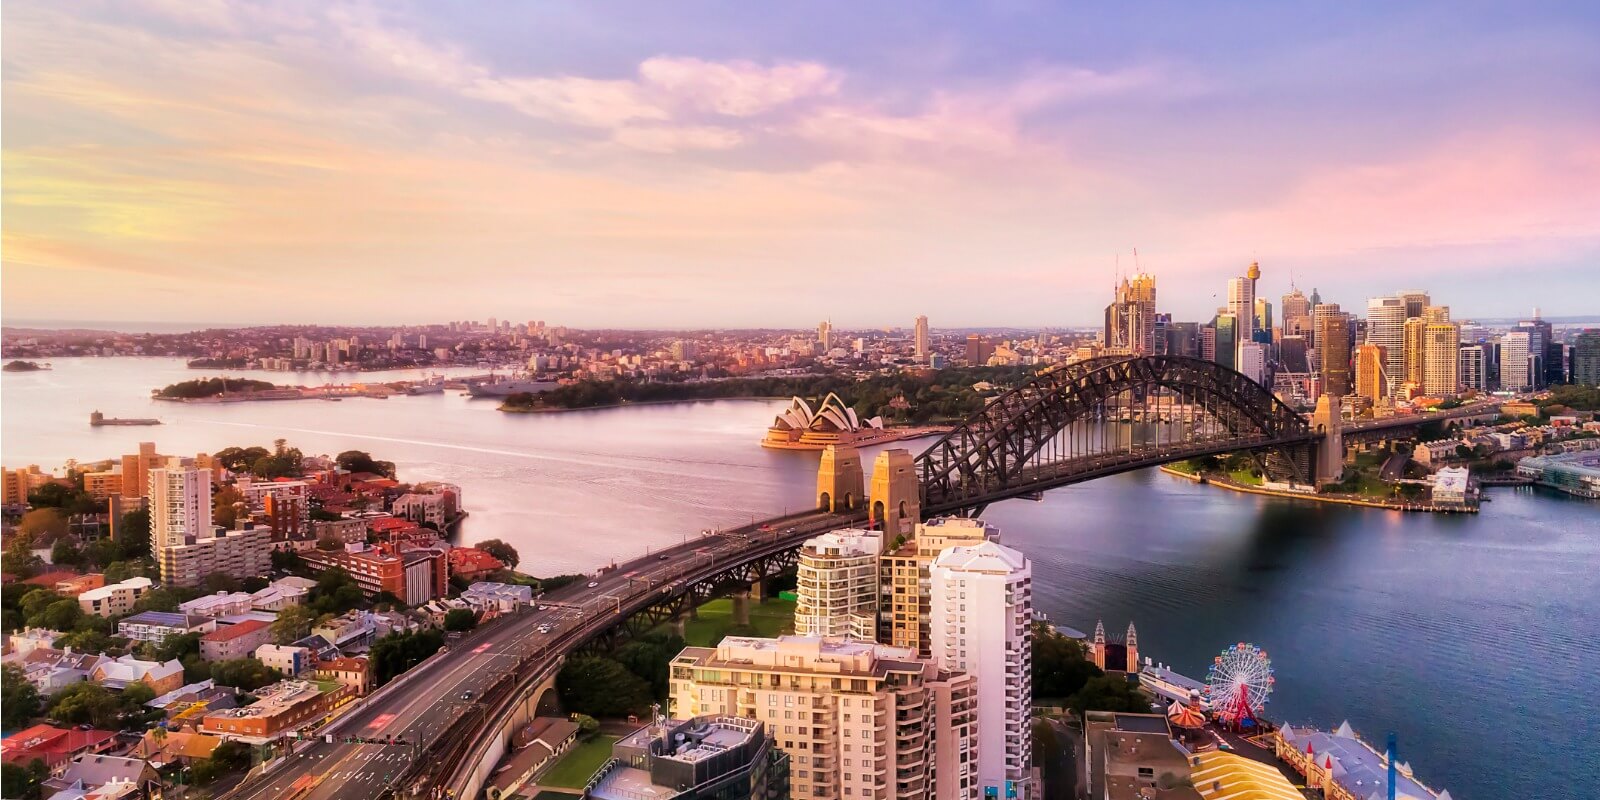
(587, 581, 599, 588)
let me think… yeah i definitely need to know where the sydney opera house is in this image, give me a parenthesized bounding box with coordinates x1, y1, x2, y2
(762, 393, 890, 450)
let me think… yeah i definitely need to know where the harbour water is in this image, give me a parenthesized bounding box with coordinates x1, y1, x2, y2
(4, 358, 1597, 799)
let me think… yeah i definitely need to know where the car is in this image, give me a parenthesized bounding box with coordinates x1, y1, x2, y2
(459, 690, 473, 700)
(785, 527, 797, 534)
(658, 554, 670, 560)
(587, 581, 599, 588)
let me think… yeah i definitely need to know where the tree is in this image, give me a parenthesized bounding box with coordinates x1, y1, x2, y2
(336, 451, 395, 478)
(209, 659, 277, 691)
(443, 609, 478, 632)
(2, 665, 42, 729)
(613, 631, 686, 699)
(571, 713, 600, 735)
(151, 632, 203, 663)
(1, 760, 49, 800)
(270, 549, 305, 573)
(272, 605, 316, 645)
(47, 682, 124, 728)
(213, 485, 246, 529)
(1032, 624, 1101, 701)
(37, 599, 83, 632)
(117, 507, 151, 560)
(202, 572, 242, 594)
(214, 446, 271, 473)
(242, 576, 270, 593)
(28, 483, 97, 515)
(50, 538, 84, 567)
(1067, 674, 1149, 716)
(18, 589, 64, 624)
(211, 739, 251, 772)
(309, 568, 364, 616)
(132, 588, 189, 614)
(56, 629, 112, 654)
(316, 536, 342, 551)
(474, 539, 520, 570)
(17, 509, 68, 543)
(369, 629, 446, 687)
(82, 538, 121, 570)
(556, 656, 654, 717)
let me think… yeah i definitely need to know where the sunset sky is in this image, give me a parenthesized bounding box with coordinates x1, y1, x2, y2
(3, 1, 1597, 328)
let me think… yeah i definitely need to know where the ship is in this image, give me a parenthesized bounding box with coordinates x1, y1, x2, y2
(90, 411, 160, 426)
(466, 375, 560, 398)
(404, 375, 447, 395)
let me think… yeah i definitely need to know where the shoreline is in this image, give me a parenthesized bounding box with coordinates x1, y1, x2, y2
(497, 396, 790, 413)
(1158, 465, 1479, 513)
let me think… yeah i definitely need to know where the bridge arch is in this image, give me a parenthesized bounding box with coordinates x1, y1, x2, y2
(916, 355, 1316, 514)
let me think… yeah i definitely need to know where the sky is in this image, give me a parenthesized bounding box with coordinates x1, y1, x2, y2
(3, 1, 1598, 329)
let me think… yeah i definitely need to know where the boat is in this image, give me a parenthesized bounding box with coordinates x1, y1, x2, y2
(404, 375, 447, 395)
(89, 411, 160, 426)
(466, 375, 560, 398)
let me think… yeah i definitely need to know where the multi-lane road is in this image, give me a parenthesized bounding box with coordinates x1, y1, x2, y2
(223, 509, 857, 800)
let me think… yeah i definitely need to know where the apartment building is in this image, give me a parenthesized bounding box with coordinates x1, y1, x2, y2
(199, 619, 274, 661)
(794, 529, 880, 639)
(671, 635, 979, 800)
(879, 517, 998, 656)
(77, 577, 153, 618)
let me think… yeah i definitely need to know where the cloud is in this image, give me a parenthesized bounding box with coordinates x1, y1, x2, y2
(638, 56, 840, 116)
(465, 76, 668, 128)
(612, 124, 744, 153)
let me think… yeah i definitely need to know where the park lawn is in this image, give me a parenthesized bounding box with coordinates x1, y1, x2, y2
(669, 597, 796, 647)
(539, 734, 619, 789)
(1225, 468, 1263, 486)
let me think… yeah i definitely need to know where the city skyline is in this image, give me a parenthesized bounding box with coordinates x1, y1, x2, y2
(4, 1, 1599, 327)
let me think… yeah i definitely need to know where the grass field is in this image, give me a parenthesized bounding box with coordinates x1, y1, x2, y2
(539, 734, 619, 789)
(660, 597, 796, 647)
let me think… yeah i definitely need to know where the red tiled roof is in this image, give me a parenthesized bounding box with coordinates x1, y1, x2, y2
(22, 570, 81, 587)
(1, 724, 117, 766)
(369, 517, 420, 533)
(200, 619, 271, 642)
(448, 548, 505, 573)
(316, 657, 369, 672)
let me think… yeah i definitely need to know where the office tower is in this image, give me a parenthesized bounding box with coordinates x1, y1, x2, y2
(1237, 342, 1267, 384)
(1501, 332, 1532, 391)
(1423, 322, 1460, 396)
(1282, 288, 1312, 342)
(1398, 290, 1430, 319)
(1279, 335, 1311, 374)
(1227, 270, 1256, 349)
(1317, 307, 1352, 396)
(914, 315, 930, 360)
(1365, 297, 1406, 395)
(1167, 321, 1200, 358)
(879, 517, 998, 656)
(1569, 330, 1599, 386)
(794, 529, 881, 639)
(1213, 314, 1238, 370)
(1354, 344, 1387, 402)
(671, 636, 979, 800)
(1200, 325, 1217, 362)
(965, 335, 993, 365)
(1403, 317, 1428, 390)
(1104, 274, 1157, 354)
(817, 320, 832, 351)
(1515, 312, 1553, 389)
(1253, 298, 1273, 344)
(1459, 345, 1487, 391)
(929, 541, 1034, 800)
(1422, 305, 1450, 324)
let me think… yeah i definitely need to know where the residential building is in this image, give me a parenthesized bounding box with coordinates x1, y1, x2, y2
(251, 576, 315, 611)
(585, 716, 789, 800)
(302, 543, 405, 600)
(310, 518, 367, 546)
(1459, 345, 1487, 391)
(158, 525, 272, 589)
(255, 644, 315, 677)
(199, 619, 274, 661)
(82, 470, 125, 500)
(313, 610, 378, 652)
(7, 628, 63, 658)
(1084, 713, 1193, 800)
(179, 591, 256, 618)
(1, 465, 55, 506)
(52, 574, 106, 597)
(130, 728, 223, 768)
(914, 315, 930, 360)
(314, 657, 372, 696)
(149, 462, 209, 553)
(392, 482, 461, 528)
(794, 528, 881, 639)
(461, 582, 534, 614)
(200, 679, 355, 743)
(1501, 332, 1532, 391)
(91, 655, 185, 695)
(1, 725, 119, 771)
(880, 516, 998, 656)
(671, 635, 979, 800)
(1423, 322, 1460, 396)
(116, 611, 215, 644)
(16, 648, 109, 695)
(448, 547, 506, 581)
(39, 754, 160, 799)
(77, 577, 154, 617)
(929, 541, 1035, 800)
(1354, 344, 1387, 402)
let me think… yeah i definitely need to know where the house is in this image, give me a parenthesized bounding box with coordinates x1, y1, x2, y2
(1, 725, 119, 771)
(53, 574, 107, 597)
(143, 680, 240, 724)
(41, 755, 161, 799)
(115, 612, 215, 644)
(461, 582, 533, 615)
(313, 656, 372, 696)
(17, 648, 110, 695)
(91, 655, 185, 695)
(178, 592, 256, 618)
(369, 610, 422, 638)
(6, 627, 64, 658)
(448, 548, 505, 582)
(484, 718, 581, 798)
(129, 728, 222, 767)
(312, 610, 377, 652)
(255, 644, 315, 677)
(39, 777, 141, 800)
(76, 577, 155, 618)
(199, 619, 274, 661)
(250, 576, 315, 611)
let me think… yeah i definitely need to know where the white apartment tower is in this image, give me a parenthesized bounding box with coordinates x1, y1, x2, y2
(1502, 332, 1532, 391)
(149, 461, 211, 550)
(794, 529, 881, 639)
(929, 541, 1035, 800)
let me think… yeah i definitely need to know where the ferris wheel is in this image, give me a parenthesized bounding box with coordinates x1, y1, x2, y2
(1205, 642, 1275, 729)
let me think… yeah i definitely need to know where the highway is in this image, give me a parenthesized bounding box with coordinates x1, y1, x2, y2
(222, 509, 857, 800)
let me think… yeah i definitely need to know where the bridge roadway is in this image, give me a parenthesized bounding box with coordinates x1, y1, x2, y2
(223, 508, 862, 800)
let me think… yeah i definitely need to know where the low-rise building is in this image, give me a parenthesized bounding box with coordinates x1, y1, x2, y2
(7, 627, 64, 658)
(583, 716, 788, 800)
(461, 582, 533, 615)
(313, 657, 371, 696)
(130, 728, 223, 768)
(1412, 439, 1462, 467)
(250, 576, 316, 611)
(1, 724, 119, 771)
(1084, 712, 1195, 800)
(486, 717, 581, 799)
(53, 573, 107, 597)
(91, 655, 185, 695)
(1275, 722, 1451, 800)
(41, 754, 161, 799)
(1432, 467, 1471, 507)
(199, 619, 274, 661)
(448, 547, 505, 581)
(17, 648, 110, 694)
(116, 611, 216, 644)
(312, 610, 377, 652)
(255, 644, 315, 677)
(200, 679, 355, 743)
(77, 577, 155, 617)
(179, 591, 257, 618)
(311, 517, 368, 546)
(1517, 450, 1600, 498)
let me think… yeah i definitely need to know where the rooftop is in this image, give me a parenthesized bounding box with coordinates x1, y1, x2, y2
(200, 618, 271, 641)
(119, 611, 209, 628)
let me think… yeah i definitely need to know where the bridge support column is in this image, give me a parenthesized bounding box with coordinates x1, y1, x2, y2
(749, 579, 766, 601)
(671, 609, 688, 637)
(870, 448, 921, 538)
(732, 590, 751, 626)
(818, 445, 865, 512)
(1311, 394, 1345, 485)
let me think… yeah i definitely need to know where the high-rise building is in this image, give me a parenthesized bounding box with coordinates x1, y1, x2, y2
(1398, 290, 1430, 319)
(150, 463, 271, 588)
(1354, 344, 1387, 402)
(1574, 330, 1600, 386)
(879, 517, 998, 656)
(1501, 332, 1533, 391)
(1422, 305, 1450, 324)
(965, 335, 994, 365)
(914, 316, 930, 360)
(818, 320, 832, 351)
(1459, 345, 1487, 391)
(1402, 316, 1428, 391)
(1104, 274, 1157, 354)
(1316, 307, 1352, 397)
(929, 541, 1034, 800)
(1282, 288, 1312, 342)
(794, 529, 880, 639)
(1213, 314, 1238, 371)
(1423, 322, 1461, 396)
(1253, 298, 1273, 344)
(1166, 321, 1201, 358)
(150, 462, 211, 552)
(1365, 297, 1406, 395)
(671, 636, 979, 800)
(1279, 335, 1311, 374)
(1237, 342, 1267, 384)
(1227, 269, 1257, 351)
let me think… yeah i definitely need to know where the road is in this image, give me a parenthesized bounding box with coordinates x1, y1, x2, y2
(222, 509, 856, 800)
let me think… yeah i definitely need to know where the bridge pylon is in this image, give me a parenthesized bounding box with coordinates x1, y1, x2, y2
(870, 448, 920, 538)
(1311, 394, 1345, 485)
(817, 444, 864, 512)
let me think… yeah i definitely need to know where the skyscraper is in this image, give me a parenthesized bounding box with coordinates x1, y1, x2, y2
(1317, 307, 1352, 397)
(1282, 287, 1312, 341)
(914, 315, 930, 360)
(1104, 274, 1157, 354)
(1365, 297, 1407, 395)
(1227, 265, 1257, 350)
(1424, 322, 1461, 396)
(879, 517, 998, 656)
(150, 462, 211, 552)
(793, 529, 880, 639)
(1516, 311, 1554, 388)
(1459, 345, 1487, 391)
(1501, 332, 1533, 391)
(1403, 316, 1428, 391)
(929, 541, 1033, 800)
(1238, 342, 1267, 384)
(1253, 298, 1273, 344)
(1398, 290, 1430, 319)
(1573, 330, 1600, 386)
(818, 319, 832, 351)
(1354, 344, 1387, 402)
(1213, 314, 1238, 370)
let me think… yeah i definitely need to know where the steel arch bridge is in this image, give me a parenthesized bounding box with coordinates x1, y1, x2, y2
(916, 355, 1322, 515)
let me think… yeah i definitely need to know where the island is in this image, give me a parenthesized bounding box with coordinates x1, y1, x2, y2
(2, 359, 50, 372)
(155, 376, 280, 399)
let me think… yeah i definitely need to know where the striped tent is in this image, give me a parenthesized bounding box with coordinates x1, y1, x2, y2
(1190, 750, 1303, 800)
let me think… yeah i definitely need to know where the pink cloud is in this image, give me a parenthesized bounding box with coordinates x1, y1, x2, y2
(638, 56, 840, 116)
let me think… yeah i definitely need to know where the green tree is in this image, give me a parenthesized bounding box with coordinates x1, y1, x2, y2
(571, 713, 600, 734)
(28, 483, 97, 514)
(1032, 624, 1102, 701)
(1067, 674, 1149, 716)
(309, 568, 364, 616)
(50, 538, 84, 567)
(17, 509, 68, 544)
(271, 605, 316, 645)
(211, 739, 251, 771)
(132, 588, 189, 614)
(369, 629, 446, 687)
(202, 572, 242, 594)
(47, 682, 124, 728)
(117, 507, 151, 560)
(151, 632, 203, 663)
(2, 664, 42, 728)
(443, 608, 478, 632)
(209, 658, 278, 691)
(214, 446, 271, 473)
(556, 656, 654, 717)
(271, 549, 305, 573)
(82, 538, 121, 570)
(1, 759, 50, 800)
(613, 631, 686, 699)
(335, 451, 396, 478)
(56, 629, 112, 654)
(213, 485, 246, 529)
(474, 539, 520, 570)
(36, 599, 83, 632)
(18, 589, 64, 624)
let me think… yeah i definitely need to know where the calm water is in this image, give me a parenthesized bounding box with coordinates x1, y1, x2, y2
(6, 358, 1598, 799)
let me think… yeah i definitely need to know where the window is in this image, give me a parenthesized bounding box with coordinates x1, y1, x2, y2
(1138, 767, 1154, 778)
